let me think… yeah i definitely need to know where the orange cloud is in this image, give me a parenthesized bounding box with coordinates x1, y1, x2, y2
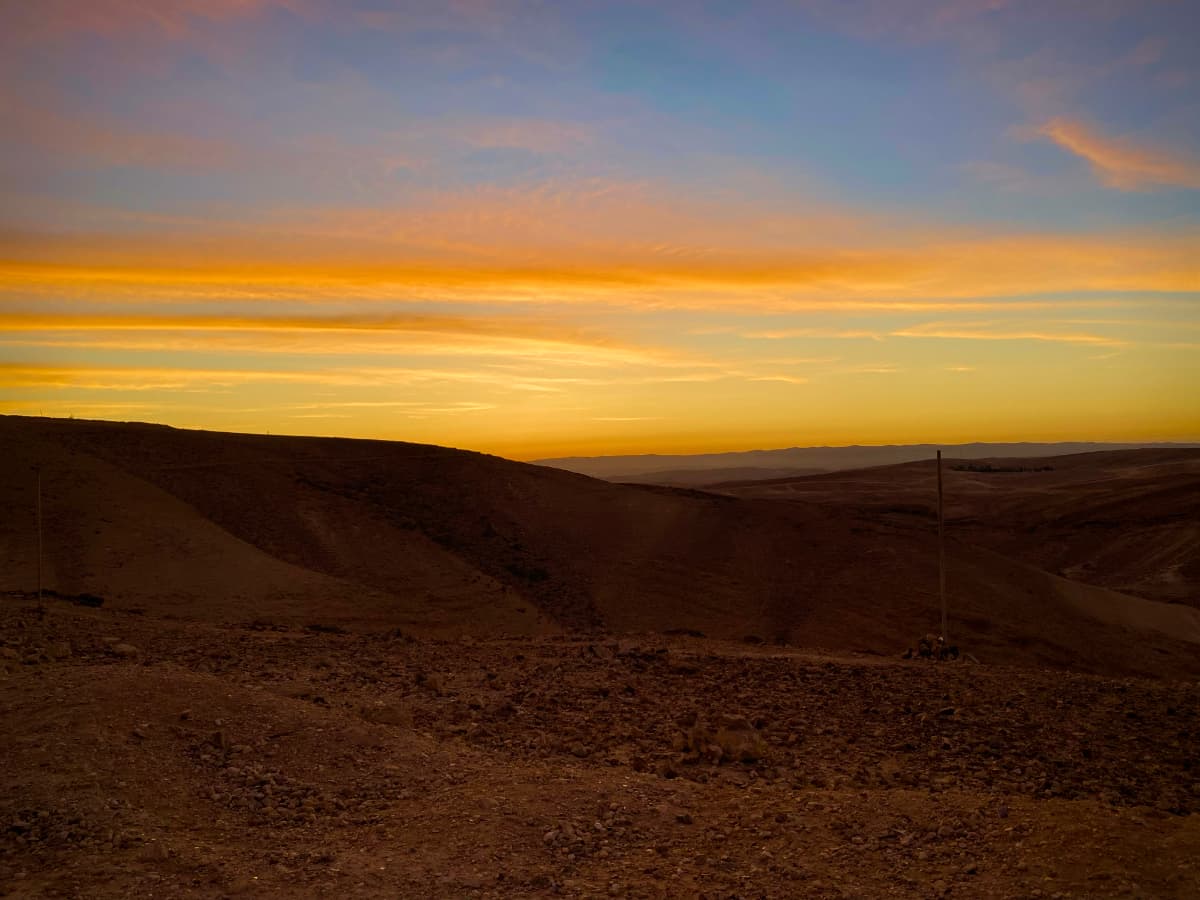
(891, 321, 1127, 345)
(0, 360, 779, 400)
(0, 362, 581, 392)
(1038, 118, 1200, 191)
(0, 311, 665, 365)
(0, 362, 330, 390)
(1, 222, 1195, 308)
(741, 328, 883, 340)
(1, 173, 1197, 308)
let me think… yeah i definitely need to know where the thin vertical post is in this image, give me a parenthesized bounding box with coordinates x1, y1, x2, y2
(36, 468, 43, 609)
(937, 450, 947, 642)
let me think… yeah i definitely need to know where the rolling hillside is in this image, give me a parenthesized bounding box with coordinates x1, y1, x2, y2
(536, 441, 1198, 480)
(3, 416, 1198, 677)
(716, 449, 1200, 608)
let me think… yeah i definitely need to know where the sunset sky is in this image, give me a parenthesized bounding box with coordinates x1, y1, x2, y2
(1, 1, 1198, 459)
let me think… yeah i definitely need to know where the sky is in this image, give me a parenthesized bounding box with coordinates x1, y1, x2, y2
(1, 0, 1197, 459)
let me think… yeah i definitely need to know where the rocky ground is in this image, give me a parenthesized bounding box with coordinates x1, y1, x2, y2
(2, 595, 1198, 898)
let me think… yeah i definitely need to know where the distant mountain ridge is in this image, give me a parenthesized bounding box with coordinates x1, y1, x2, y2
(534, 442, 1200, 482)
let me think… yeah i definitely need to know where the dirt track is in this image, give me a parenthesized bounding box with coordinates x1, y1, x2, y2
(3, 597, 1198, 899)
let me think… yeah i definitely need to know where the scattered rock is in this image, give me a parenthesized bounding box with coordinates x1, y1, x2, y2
(714, 715, 768, 764)
(360, 703, 414, 728)
(143, 842, 170, 861)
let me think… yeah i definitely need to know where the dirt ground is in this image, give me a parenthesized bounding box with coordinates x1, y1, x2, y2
(3, 596, 1198, 899)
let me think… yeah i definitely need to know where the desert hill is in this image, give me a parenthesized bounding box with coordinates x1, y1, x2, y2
(535, 441, 1198, 481)
(609, 466, 825, 487)
(2, 416, 1199, 677)
(716, 448, 1200, 609)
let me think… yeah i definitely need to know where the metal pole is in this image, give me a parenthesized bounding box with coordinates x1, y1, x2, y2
(937, 450, 947, 642)
(36, 469, 43, 609)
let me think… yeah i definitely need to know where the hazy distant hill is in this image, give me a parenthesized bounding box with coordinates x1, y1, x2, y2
(534, 442, 1199, 482)
(718, 448, 1200, 609)
(3, 416, 1199, 677)
(608, 466, 825, 487)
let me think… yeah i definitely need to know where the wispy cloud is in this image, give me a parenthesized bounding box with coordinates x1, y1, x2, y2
(842, 364, 901, 375)
(0, 311, 673, 366)
(282, 400, 497, 417)
(892, 321, 1127, 345)
(0, 362, 592, 393)
(1037, 118, 1200, 191)
(739, 328, 883, 341)
(3, 195, 1196, 306)
(743, 374, 810, 384)
(0, 399, 155, 414)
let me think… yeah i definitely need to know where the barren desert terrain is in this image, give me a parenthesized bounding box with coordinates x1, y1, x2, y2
(2, 416, 1199, 898)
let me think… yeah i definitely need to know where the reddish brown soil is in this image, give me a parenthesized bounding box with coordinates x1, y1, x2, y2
(3, 417, 1200, 897)
(3, 598, 1199, 899)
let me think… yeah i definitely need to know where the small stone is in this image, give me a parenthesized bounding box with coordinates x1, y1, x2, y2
(113, 643, 139, 658)
(676, 812, 693, 825)
(47, 642, 71, 659)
